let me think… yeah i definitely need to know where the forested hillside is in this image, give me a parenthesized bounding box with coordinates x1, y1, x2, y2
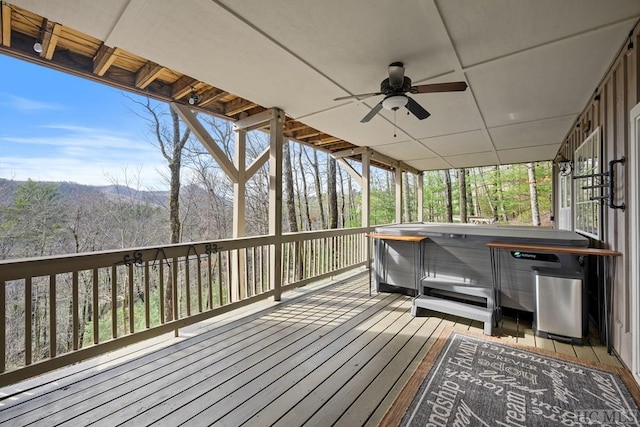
(0, 99, 553, 261)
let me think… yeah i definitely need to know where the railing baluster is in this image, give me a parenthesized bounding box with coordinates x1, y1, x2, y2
(111, 266, 117, 339)
(172, 257, 179, 324)
(207, 253, 213, 310)
(159, 260, 165, 324)
(50, 274, 56, 358)
(252, 246, 257, 295)
(226, 251, 232, 303)
(25, 277, 32, 365)
(0, 280, 5, 372)
(144, 261, 150, 329)
(217, 251, 223, 306)
(128, 264, 134, 334)
(197, 254, 202, 313)
(185, 256, 191, 317)
(0, 229, 370, 383)
(92, 269, 98, 344)
(72, 271, 79, 350)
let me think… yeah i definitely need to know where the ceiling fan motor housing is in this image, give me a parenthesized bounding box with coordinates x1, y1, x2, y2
(381, 76, 412, 93)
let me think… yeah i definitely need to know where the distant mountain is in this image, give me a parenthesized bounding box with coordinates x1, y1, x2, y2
(0, 178, 169, 208)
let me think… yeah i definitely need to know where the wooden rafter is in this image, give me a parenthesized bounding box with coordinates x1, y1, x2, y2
(1, 3, 11, 47)
(199, 87, 228, 107)
(170, 75, 198, 99)
(93, 44, 120, 76)
(225, 98, 256, 116)
(135, 61, 164, 89)
(294, 128, 322, 140)
(40, 21, 61, 60)
(0, 4, 395, 172)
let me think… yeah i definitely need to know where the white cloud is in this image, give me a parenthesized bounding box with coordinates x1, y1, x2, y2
(2, 95, 64, 112)
(0, 156, 168, 190)
(0, 125, 154, 152)
(0, 125, 169, 189)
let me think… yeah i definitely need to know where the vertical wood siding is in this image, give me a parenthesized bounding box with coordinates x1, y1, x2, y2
(556, 21, 640, 366)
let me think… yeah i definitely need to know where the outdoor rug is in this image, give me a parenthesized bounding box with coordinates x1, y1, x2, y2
(380, 327, 640, 426)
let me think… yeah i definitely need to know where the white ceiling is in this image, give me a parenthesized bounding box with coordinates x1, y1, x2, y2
(12, 0, 640, 170)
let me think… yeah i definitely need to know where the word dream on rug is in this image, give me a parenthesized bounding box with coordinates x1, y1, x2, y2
(400, 332, 639, 427)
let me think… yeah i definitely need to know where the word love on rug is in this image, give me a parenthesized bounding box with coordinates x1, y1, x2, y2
(382, 330, 640, 426)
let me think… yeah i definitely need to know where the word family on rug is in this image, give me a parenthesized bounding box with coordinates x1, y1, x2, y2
(381, 328, 640, 427)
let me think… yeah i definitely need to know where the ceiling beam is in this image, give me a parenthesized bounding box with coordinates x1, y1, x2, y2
(135, 61, 164, 89)
(332, 146, 367, 159)
(234, 108, 279, 130)
(40, 21, 61, 60)
(171, 75, 198, 99)
(1, 3, 11, 47)
(369, 149, 419, 175)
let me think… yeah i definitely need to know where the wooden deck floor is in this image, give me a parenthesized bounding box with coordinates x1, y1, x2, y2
(0, 271, 624, 426)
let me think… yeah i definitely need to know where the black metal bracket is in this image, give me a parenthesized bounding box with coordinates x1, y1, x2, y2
(573, 157, 625, 211)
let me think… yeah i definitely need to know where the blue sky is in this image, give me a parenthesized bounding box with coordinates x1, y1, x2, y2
(0, 54, 169, 189)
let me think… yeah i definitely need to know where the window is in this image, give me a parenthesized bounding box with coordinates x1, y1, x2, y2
(574, 127, 601, 239)
(557, 172, 572, 230)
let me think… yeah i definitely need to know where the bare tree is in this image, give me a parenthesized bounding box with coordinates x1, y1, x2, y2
(129, 97, 191, 321)
(527, 162, 541, 226)
(327, 156, 338, 229)
(442, 170, 453, 222)
(458, 168, 468, 223)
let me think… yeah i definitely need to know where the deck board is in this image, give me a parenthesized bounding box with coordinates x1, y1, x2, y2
(0, 271, 627, 426)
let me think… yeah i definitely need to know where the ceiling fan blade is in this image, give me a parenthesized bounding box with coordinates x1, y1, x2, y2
(411, 81, 468, 94)
(388, 62, 405, 89)
(333, 92, 382, 101)
(360, 101, 384, 123)
(405, 97, 431, 120)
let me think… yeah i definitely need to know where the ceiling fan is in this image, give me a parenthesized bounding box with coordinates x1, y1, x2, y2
(334, 62, 468, 123)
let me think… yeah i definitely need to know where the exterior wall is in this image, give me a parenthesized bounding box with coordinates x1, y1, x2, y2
(556, 20, 640, 367)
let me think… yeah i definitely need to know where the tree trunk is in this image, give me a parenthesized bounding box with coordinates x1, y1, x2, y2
(527, 162, 541, 226)
(299, 147, 313, 231)
(494, 166, 508, 222)
(328, 157, 338, 229)
(283, 141, 298, 233)
(471, 168, 481, 216)
(458, 168, 468, 223)
(403, 173, 412, 222)
(442, 170, 453, 222)
(308, 150, 326, 229)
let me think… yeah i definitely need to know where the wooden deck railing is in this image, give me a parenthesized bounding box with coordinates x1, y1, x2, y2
(0, 227, 372, 385)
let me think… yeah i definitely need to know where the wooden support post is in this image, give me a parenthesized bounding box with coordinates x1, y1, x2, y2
(395, 167, 403, 224)
(232, 128, 247, 302)
(417, 172, 424, 223)
(362, 149, 370, 229)
(362, 149, 371, 270)
(269, 110, 284, 301)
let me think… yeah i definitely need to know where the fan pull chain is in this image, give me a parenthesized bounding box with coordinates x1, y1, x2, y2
(393, 109, 397, 138)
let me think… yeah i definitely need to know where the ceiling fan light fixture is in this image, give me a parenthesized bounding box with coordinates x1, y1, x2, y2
(382, 95, 407, 111)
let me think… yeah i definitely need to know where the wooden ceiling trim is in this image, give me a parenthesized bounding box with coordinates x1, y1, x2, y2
(40, 21, 61, 60)
(0, 3, 394, 170)
(93, 44, 119, 76)
(135, 61, 164, 89)
(1, 3, 11, 46)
